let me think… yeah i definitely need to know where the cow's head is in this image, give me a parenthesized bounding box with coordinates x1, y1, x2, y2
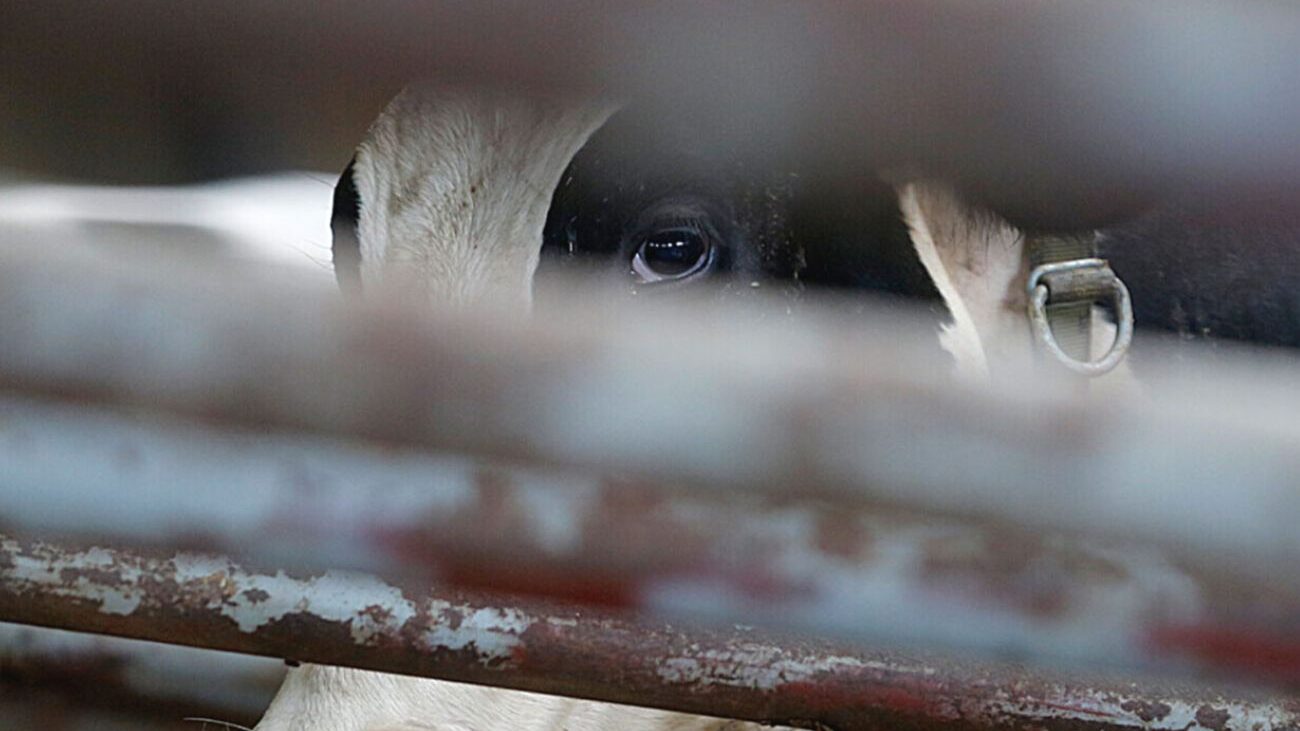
(330, 83, 951, 320)
(261, 81, 1138, 731)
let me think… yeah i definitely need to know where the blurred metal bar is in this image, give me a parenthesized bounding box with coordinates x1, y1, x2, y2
(5, 243, 1300, 686)
(5, 536, 1300, 731)
(0, 623, 280, 727)
(8, 394, 1298, 687)
(4, 239, 1300, 586)
(2, 1, 1299, 226)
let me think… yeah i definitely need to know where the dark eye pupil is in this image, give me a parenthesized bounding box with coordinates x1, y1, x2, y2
(641, 230, 706, 276)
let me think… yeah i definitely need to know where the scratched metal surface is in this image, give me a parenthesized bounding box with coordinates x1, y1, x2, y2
(3, 240, 1300, 584)
(4, 1, 1300, 233)
(4, 536, 1300, 731)
(4, 389, 1300, 690)
(6, 235, 1300, 723)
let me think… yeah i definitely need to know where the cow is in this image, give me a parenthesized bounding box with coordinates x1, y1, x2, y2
(254, 81, 1300, 730)
(252, 80, 1070, 731)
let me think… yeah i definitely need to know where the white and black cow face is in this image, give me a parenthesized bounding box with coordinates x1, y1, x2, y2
(537, 109, 942, 308)
(330, 86, 943, 317)
(287, 79, 1300, 731)
(329, 86, 615, 309)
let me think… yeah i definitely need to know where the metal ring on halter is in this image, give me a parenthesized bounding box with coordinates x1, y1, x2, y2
(1026, 258, 1134, 377)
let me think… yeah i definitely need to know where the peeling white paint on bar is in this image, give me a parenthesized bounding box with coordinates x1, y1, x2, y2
(171, 554, 420, 638)
(2, 538, 529, 665)
(5, 377, 1300, 690)
(7, 541, 147, 616)
(656, 644, 931, 690)
(644, 506, 1207, 675)
(427, 606, 534, 660)
(0, 393, 1251, 684)
(992, 688, 1296, 731)
(0, 394, 481, 573)
(8, 534, 1300, 731)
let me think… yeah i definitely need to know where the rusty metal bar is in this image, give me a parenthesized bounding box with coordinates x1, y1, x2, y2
(5, 535, 1300, 731)
(3, 241, 1300, 689)
(6, 389, 1300, 690)
(5, 239, 1300, 589)
(4, 1, 1300, 229)
(0, 622, 281, 727)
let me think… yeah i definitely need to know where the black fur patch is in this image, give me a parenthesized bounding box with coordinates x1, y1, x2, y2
(540, 109, 942, 314)
(331, 158, 363, 291)
(1102, 200, 1300, 348)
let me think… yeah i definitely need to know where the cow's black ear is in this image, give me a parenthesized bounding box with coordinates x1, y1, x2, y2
(331, 158, 363, 291)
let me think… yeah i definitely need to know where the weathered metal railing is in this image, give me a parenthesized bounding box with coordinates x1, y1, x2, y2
(9, 0, 1300, 229)
(8, 536, 1300, 731)
(4, 241, 1300, 581)
(4, 241, 1300, 727)
(4, 391, 1300, 689)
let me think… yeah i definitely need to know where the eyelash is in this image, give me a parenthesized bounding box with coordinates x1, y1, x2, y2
(651, 216, 709, 236)
(630, 216, 718, 284)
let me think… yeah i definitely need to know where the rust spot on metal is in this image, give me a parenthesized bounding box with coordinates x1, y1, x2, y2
(597, 476, 673, 515)
(359, 603, 391, 623)
(241, 588, 270, 604)
(441, 558, 638, 609)
(509, 642, 528, 666)
(1039, 700, 1119, 719)
(10, 534, 1300, 731)
(1120, 698, 1172, 722)
(781, 679, 935, 719)
(472, 467, 517, 534)
(58, 566, 126, 587)
(1149, 623, 1300, 685)
(443, 606, 463, 631)
(920, 529, 1130, 619)
(813, 511, 872, 561)
(1195, 704, 1231, 731)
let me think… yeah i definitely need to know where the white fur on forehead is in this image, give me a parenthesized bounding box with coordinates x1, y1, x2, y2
(353, 85, 614, 307)
(255, 664, 765, 731)
(900, 181, 1029, 380)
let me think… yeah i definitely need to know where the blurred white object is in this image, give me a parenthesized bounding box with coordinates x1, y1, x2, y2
(0, 173, 335, 277)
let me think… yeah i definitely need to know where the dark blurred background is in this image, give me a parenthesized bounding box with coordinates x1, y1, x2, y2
(3, 0, 1300, 231)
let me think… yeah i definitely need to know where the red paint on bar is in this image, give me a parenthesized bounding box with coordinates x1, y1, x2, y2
(780, 680, 939, 718)
(441, 560, 640, 610)
(1149, 624, 1300, 684)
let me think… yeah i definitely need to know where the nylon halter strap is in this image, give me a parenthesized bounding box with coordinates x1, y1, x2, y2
(1025, 233, 1133, 377)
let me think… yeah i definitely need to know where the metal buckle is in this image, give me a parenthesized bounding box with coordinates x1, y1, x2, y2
(1026, 258, 1133, 377)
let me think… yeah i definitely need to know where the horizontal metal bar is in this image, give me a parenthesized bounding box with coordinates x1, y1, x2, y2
(5, 1, 1300, 230)
(0, 622, 281, 726)
(5, 238, 1300, 590)
(11, 392, 1300, 688)
(6, 536, 1300, 731)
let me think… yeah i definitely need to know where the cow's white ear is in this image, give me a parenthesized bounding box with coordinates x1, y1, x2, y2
(898, 181, 1032, 380)
(350, 84, 616, 310)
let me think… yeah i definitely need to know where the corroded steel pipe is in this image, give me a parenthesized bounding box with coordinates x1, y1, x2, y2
(4, 240, 1300, 593)
(6, 394, 1300, 688)
(4, 536, 1300, 731)
(7, 244, 1300, 687)
(6, 0, 1300, 228)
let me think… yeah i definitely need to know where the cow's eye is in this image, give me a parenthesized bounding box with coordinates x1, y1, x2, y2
(631, 227, 713, 283)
